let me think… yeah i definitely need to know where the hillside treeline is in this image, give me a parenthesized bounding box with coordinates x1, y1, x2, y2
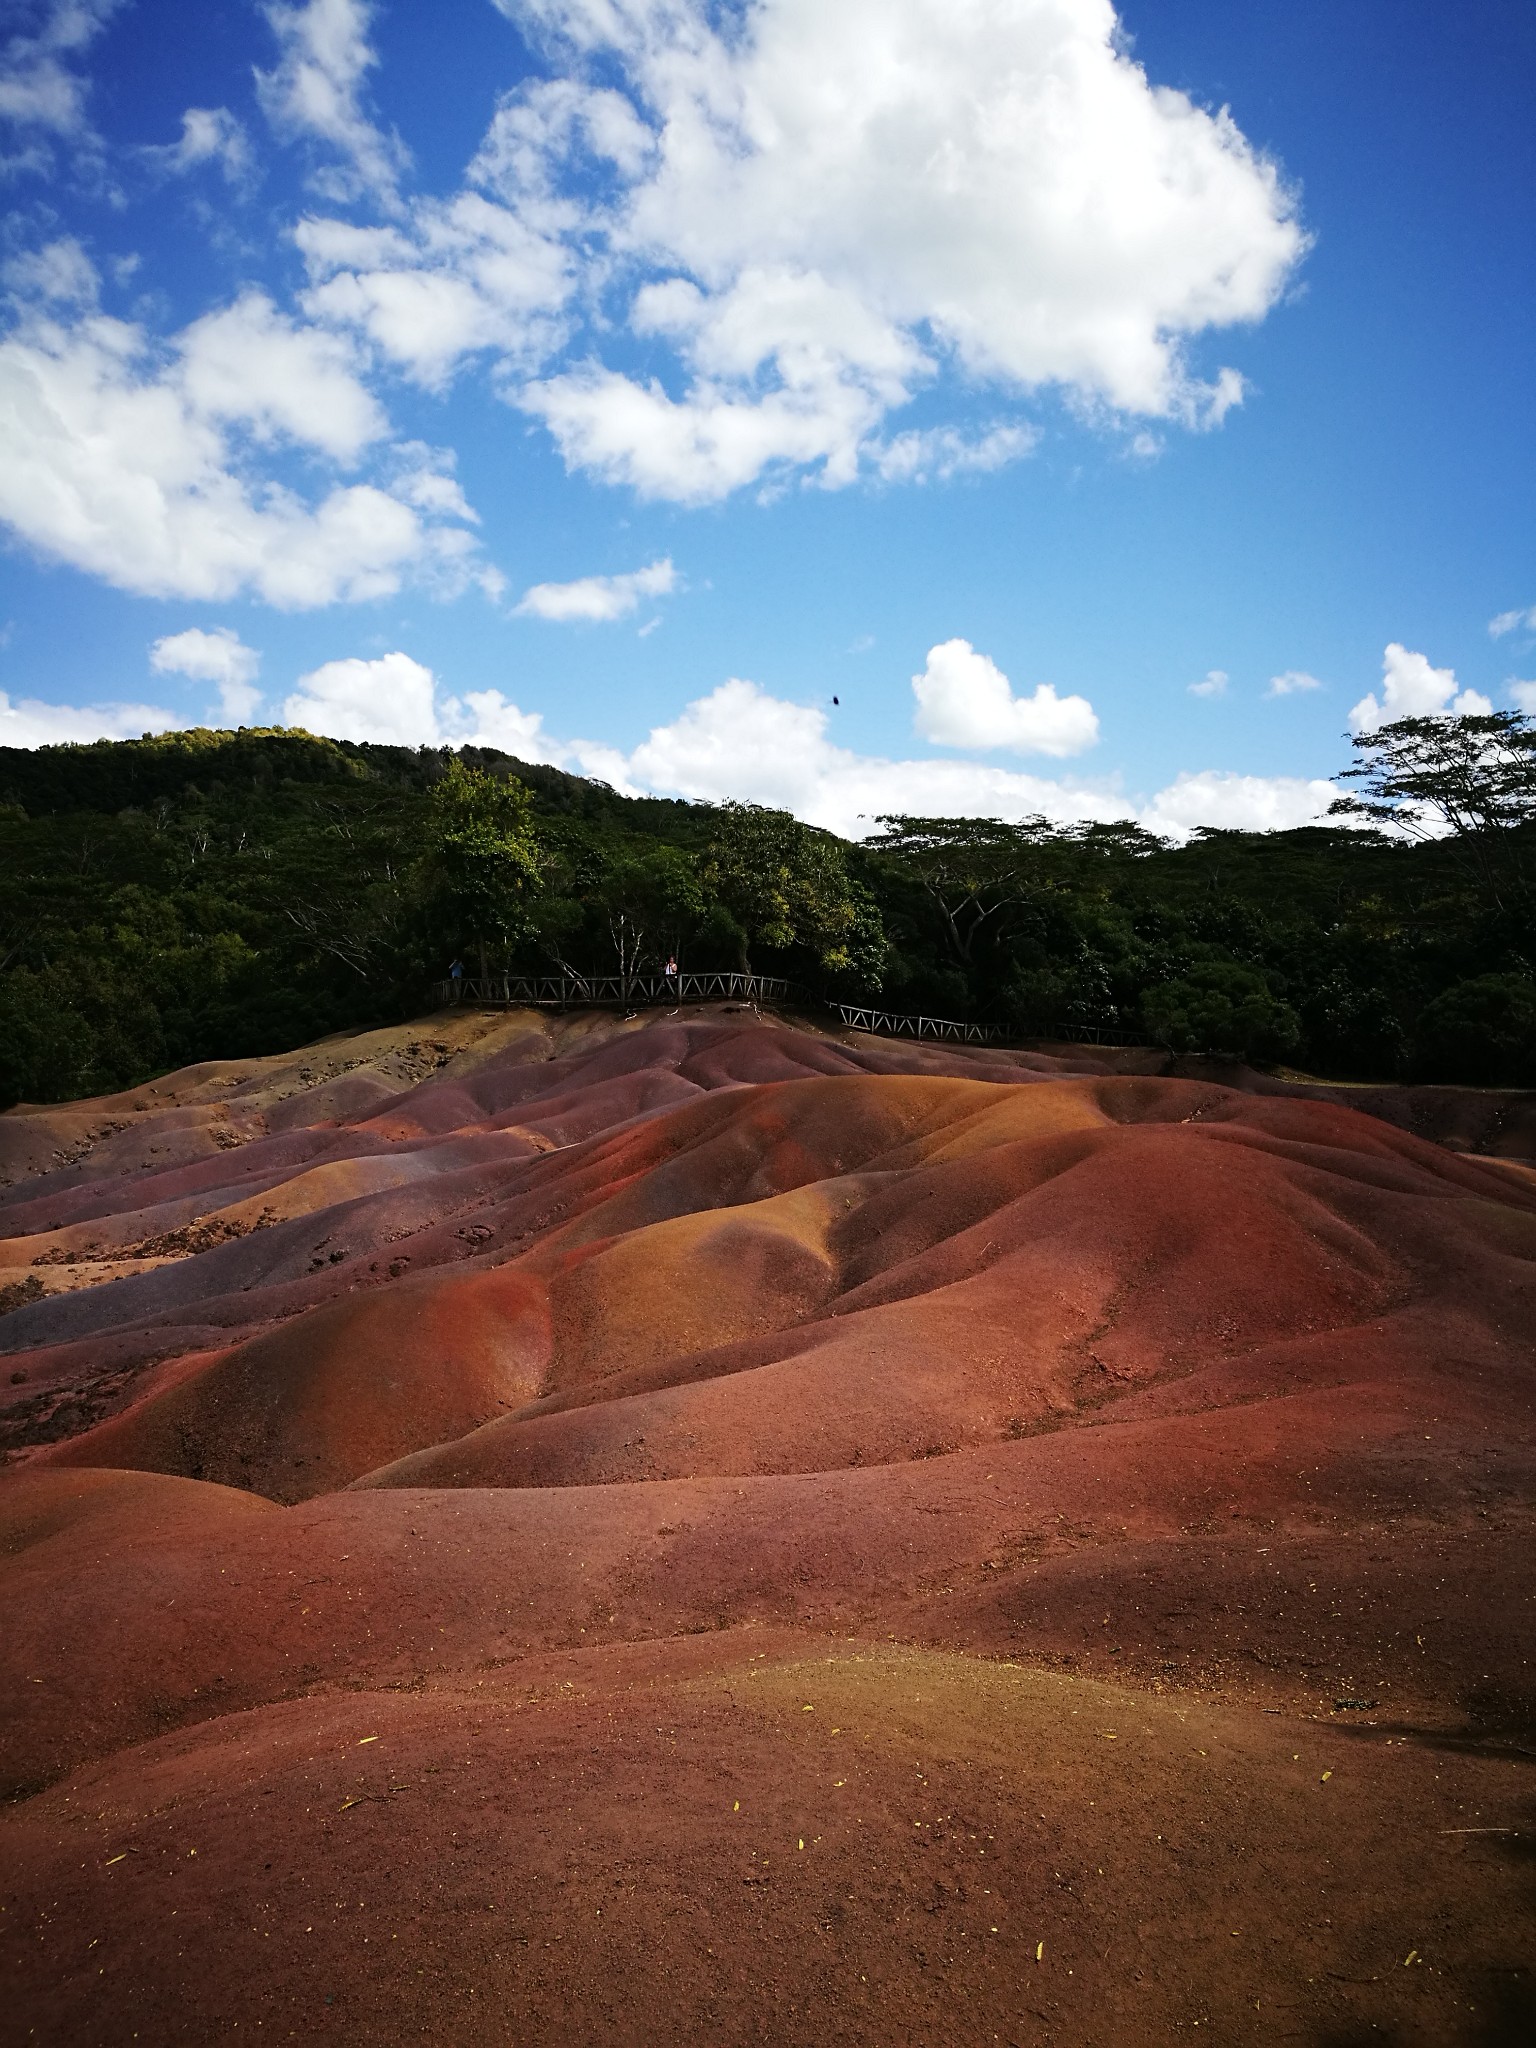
(1, 715, 1532, 1109)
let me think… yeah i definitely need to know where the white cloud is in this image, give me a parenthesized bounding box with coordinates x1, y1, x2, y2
(618, 676, 1122, 836)
(0, 0, 119, 148)
(454, 688, 565, 759)
(0, 305, 483, 606)
(869, 423, 1037, 484)
(284, 649, 438, 744)
(0, 687, 176, 747)
(281, 649, 571, 760)
(148, 106, 253, 184)
(297, 193, 574, 387)
(147, 0, 1307, 513)
(492, 0, 1305, 499)
(521, 358, 889, 504)
(0, 654, 1366, 841)
(388, 442, 478, 523)
(1349, 642, 1493, 734)
(264, 654, 1126, 831)
(515, 556, 677, 622)
(911, 638, 1098, 757)
(150, 626, 262, 724)
(1267, 669, 1322, 697)
(1489, 605, 1536, 639)
(3, 235, 97, 305)
(468, 73, 656, 198)
(256, 0, 407, 205)
(615, 678, 1332, 840)
(177, 291, 387, 463)
(1509, 679, 1536, 715)
(629, 266, 921, 397)
(1188, 669, 1227, 698)
(6, 1, 1311, 550)
(1141, 769, 1340, 837)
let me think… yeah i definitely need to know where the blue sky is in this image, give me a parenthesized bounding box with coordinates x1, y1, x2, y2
(0, 0, 1532, 837)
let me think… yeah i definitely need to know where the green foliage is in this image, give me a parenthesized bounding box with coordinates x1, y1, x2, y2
(865, 815, 1057, 967)
(0, 725, 375, 816)
(1411, 975, 1536, 1086)
(1332, 712, 1536, 838)
(592, 843, 707, 982)
(1331, 711, 1536, 913)
(0, 969, 100, 1106)
(0, 730, 437, 1107)
(420, 758, 545, 970)
(0, 713, 1531, 1107)
(703, 803, 888, 983)
(1142, 963, 1302, 1063)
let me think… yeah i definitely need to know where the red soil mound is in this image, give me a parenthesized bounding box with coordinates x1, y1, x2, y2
(6, 1634, 1533, 2048)
(2, 1005, 1533, 2044)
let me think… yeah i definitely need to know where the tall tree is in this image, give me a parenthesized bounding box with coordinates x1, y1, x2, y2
(593, 842, 707, 998)
(1329, 711, 1536, 912)
(704, 803, 886, 983)
(421, 760, 546, 977)
(865, 816, 1058, 968)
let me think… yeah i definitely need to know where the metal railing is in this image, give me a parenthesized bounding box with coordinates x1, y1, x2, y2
(434, 972, 1153, 1050)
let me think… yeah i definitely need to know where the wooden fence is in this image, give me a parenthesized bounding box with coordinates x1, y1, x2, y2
(434, 971, 792, 1010)
(433, 972, 1153, 1050)
(829, 1002, 998, 1044)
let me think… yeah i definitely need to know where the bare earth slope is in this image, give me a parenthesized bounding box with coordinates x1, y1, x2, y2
(2, 1005, 1533, 2046)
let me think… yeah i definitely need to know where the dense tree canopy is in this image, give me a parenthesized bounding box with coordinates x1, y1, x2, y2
(0, 712, 1530, 1109)
(702, 803, 887, 984)
(420, 758, 546, 974)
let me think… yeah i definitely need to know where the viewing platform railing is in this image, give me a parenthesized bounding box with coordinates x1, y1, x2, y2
(829, 1001, 997, 1044)
(434, 971, 792, 1010)
(433, 973, 1154, 1050)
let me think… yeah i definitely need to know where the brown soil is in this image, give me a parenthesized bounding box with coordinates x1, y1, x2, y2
(1, 1005, 1533, 2045)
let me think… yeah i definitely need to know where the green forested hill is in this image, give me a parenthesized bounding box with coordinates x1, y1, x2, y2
(1, 723, 1531, 1107)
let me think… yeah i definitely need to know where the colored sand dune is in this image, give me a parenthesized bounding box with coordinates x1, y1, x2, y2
(2, 1004, 1533, 2044)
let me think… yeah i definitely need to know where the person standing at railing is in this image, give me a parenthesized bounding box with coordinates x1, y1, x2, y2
(448, 958, 465, 991)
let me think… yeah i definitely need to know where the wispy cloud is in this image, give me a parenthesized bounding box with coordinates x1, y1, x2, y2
(515, 557, 677, 623)
(256, 0, 408, 206)
(0, 0, 122, 177)
(144, 106, 254, 186)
